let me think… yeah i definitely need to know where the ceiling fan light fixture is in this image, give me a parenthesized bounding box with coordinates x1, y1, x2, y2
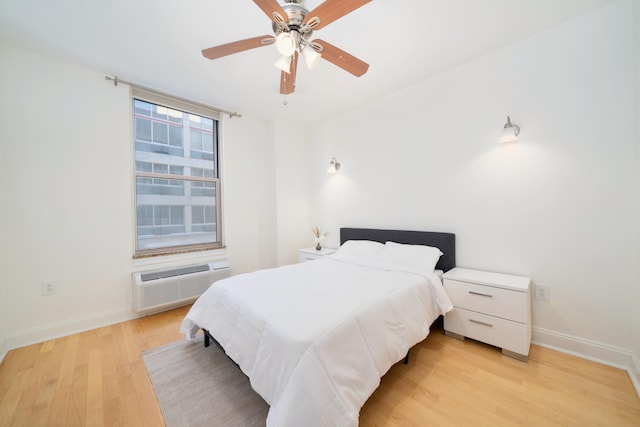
(274, 55, 292, 73)
(301, 45, 321, 70)
(275, 32, 297, 56)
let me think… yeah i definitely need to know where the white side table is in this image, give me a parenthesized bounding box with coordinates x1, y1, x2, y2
(443, 267, 531, 361)
(298, 247, 336, 263)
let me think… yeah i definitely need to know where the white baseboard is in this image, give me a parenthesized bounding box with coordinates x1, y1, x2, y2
(532, 326, 632, 370)
(0, 335, 6, 365)
(533, 327, 640, 399)
(630, 352, 640, 397)
(3, 308, 140, 353)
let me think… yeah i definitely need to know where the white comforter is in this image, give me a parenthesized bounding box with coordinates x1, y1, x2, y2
(181, 255, 453, 427)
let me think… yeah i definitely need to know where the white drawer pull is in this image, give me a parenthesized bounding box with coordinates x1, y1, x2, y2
(469, 291, 493, 298)
(469, 318, 494, 327)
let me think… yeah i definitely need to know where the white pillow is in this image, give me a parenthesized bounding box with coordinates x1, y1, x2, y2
(335, 240, 385, 258)
(382, 241, 443, 272)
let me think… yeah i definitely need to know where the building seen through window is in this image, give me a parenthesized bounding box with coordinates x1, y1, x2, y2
(132, 94, 221, 256)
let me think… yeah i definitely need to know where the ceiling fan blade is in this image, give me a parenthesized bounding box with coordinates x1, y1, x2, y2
(313, 39, 369, 77)
(280, 52, 298, 95)
(304, 0, 372, 30)
(201, 35, 275, 60)
(253, 0, 288, 22)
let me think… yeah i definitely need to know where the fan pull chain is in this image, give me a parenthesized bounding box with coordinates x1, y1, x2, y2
(282, 96, 288, 106)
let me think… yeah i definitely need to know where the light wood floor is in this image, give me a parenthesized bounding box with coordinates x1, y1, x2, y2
(1, 306, 639, 426)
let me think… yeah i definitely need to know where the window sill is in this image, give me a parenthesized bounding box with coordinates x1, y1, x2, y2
(132, 246, 227, 271)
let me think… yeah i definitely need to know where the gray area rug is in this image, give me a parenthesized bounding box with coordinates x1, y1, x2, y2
(142, 337, 269, 427)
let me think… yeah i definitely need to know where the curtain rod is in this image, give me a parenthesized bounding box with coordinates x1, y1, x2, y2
(104, 75, 242, 118)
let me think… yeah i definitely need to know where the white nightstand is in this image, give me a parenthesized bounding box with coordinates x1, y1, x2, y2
(443, 267, 531, 361)
(298, 247, 336, 263)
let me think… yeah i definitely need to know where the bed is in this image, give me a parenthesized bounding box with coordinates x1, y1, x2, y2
(181, 227, 455, 427)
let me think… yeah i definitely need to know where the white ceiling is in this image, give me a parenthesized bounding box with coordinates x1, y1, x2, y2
(0, 0, 614, 124)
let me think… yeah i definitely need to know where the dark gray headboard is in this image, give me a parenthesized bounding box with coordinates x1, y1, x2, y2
(340, 227, 456, 272)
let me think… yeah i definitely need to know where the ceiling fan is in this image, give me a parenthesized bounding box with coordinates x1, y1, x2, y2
(201, 0, 373, 95)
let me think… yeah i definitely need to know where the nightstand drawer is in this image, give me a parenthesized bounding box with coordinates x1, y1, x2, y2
(444, 279, 528, 323)
(298, 253, 321, 262)
(298, 247, 336, 263)
(445, 308, 530, 356)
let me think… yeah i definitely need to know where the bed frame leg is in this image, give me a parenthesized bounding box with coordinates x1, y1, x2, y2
(403, 350, 409, 364)
(203, 329, 210, 347)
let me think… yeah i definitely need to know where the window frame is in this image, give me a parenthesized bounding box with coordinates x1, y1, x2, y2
(131, 87, 223, 258)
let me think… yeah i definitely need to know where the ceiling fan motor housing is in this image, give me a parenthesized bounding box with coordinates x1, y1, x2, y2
(273, 1, 313, 43)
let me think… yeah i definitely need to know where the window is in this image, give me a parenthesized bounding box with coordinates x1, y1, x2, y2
(132, 88, 222, 256)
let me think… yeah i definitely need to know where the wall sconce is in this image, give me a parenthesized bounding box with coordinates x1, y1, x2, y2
(327, 157, 341, 174)
(500, 116, 520, 143)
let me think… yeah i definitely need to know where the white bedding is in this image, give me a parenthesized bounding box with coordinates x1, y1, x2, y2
(181, 254, 453, 427)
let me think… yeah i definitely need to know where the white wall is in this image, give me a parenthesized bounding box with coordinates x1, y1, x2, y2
(0, 44, 134, 350)
(0, 43, 278, 352)
(0, 68, 6, 358)
(632, 0, 640, 392)
(272, 120, 311, 265)
(217, 117, 310, 270)
(221, 115, 278, 273)
(308, 1, 637, 365)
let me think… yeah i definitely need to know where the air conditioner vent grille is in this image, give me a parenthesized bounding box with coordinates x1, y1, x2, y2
(140, 264, 210, 282)
(133, 260, 231, 313)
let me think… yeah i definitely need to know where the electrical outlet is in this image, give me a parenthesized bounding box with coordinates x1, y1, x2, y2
(535, 284, 550, 301)
(41, 280, 57, 296)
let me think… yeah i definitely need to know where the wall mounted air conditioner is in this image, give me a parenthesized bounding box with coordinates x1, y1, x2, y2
(132, 260, 230, 313)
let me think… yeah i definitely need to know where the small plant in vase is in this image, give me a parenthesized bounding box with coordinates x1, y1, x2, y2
(312, 226, 326, 251)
